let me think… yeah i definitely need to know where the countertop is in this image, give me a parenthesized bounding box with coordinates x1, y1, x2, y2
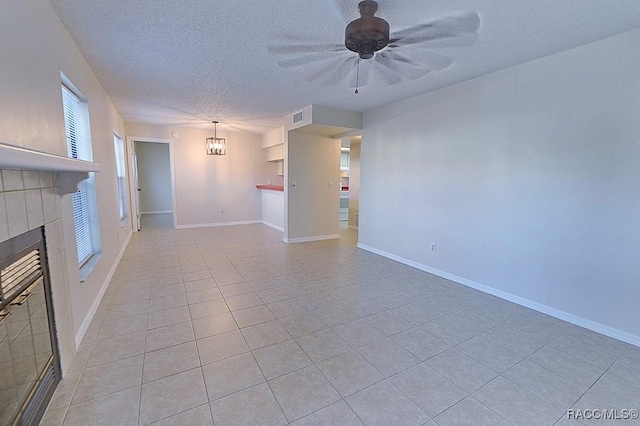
(256, 185, 348, 192)
(256, 184, 284, 192)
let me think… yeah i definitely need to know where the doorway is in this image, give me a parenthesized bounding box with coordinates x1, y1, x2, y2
(340, 136, 360, 242)
(126, 137, 177, 231)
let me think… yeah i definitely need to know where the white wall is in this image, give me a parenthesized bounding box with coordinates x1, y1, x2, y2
(264, 161, 284, 186)
(125, 123, 266, 227)
(360, 29, 640, 344)
(286, 131, 340, 242)
(135, 141, 172, 214)
(0, 1, 132, 345)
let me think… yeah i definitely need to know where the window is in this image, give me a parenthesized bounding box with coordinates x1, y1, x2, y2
(113, 133, 128, 224)
(62, 82, 101, 267)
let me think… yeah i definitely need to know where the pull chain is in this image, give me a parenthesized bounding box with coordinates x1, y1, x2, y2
(355, 57, 360, 94)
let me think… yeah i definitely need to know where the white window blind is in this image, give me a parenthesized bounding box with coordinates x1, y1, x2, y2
(114, 133, 128, 221)
(62, 85, 92, 161)
(72, 182, 93, 265)
(62, 83, 97, 266)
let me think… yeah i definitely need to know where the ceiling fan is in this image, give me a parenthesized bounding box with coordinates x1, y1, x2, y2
(268, 1, 480, 92)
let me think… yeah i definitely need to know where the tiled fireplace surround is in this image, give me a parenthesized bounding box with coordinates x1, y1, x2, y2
(0, 168, 76, 374)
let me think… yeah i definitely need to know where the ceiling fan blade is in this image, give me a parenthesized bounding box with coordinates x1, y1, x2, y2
(389, 11, 480, 48)
(319, 57, 357, 86)
(372, 55, 404, 85)
(267, 43, 346, 56)
(375, 66, 404, 85)
(386, 49, 454, 72)
(276, 51, 342, 69)
(307, 56, 351, 84)
(375, 52, 436, 82)
(388, 32, 477, 50)
(379, 50, 422, 67)
(418, 51, 453, 71)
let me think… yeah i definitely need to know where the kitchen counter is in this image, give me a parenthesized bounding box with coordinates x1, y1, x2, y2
(256, 185, 345, 192)
(258, 185, 284, 231)
(256, 184, 284, 192)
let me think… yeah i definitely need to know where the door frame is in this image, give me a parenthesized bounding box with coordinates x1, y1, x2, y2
(126, 136, 178, 230)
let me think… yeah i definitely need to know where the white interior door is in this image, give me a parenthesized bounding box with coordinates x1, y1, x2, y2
(126, 136, 177, 231)
(132, 150, 141, 231)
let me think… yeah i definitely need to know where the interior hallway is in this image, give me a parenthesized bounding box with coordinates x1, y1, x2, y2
(41, 214, 639, 425)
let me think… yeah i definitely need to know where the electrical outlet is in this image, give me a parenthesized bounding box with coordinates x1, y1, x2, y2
(431, 244, 437, 252)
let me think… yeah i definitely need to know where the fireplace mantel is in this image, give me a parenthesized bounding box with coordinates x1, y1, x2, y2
(0, 142, 100, 195)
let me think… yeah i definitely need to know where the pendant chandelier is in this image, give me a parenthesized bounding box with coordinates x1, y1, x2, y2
(206, 121, 226, 155)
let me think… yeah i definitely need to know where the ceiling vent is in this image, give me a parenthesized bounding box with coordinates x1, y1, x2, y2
(293, 111, 304, 124)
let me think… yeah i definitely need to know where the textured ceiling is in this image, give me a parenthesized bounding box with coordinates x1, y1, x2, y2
(49, 0, 640, 134)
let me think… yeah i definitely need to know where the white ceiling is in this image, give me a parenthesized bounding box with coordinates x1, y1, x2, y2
(49, 0, 640, 134)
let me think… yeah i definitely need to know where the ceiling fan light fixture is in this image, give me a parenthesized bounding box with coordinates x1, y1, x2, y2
(358, 42, 376, 60)
(345, 0, 390, 60)
(269, 2, 480, 90)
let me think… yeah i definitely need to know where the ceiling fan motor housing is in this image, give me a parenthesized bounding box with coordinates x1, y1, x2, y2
(345, 0, 390, 59)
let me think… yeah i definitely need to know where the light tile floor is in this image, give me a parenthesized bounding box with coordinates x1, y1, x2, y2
(41, 214, 640, 425)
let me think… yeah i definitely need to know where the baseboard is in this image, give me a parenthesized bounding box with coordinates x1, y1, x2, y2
(284, 234, 340, 243)
(357, 242, 640, 347)
(348, 225, 359, 230)
(261, 220, 284, 232)
(75, 230, 132, 348)
(175, 220, 263, 229)
(141, 210, 173, 215)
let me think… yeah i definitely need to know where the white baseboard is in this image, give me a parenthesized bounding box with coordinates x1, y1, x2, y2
(141, 210, 173, 215)
(284, 234, 340, 244)
(348, 225, 359, 230)
(75, 230, 132, 348)
(261, 220, 284, 232)
(357, 243, 640, 347)
(175, 220, 262, 229)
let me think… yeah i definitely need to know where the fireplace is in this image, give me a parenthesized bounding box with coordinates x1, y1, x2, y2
(0, 226, 60, 425)
(0, 143, 100, 425)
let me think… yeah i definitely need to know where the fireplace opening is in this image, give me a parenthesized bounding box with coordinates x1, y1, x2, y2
(0, 227, 60, 426)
